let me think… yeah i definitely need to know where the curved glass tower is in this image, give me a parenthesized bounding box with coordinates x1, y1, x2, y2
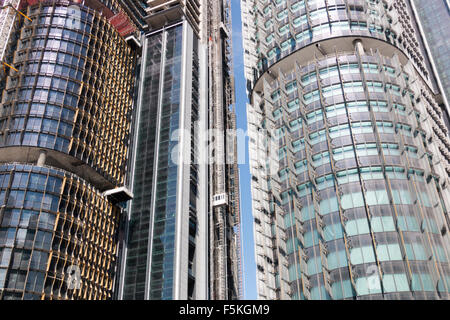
(242, 0, 450, 299)
(0, 0, 137, 300)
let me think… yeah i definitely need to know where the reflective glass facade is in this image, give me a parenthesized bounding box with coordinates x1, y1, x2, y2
(243, 0, 450, 300)
(123, 24, 184, 300)
(245, 0, 431, 86)
(121, 20, 210, 300)
(0, 164, 121, 300)
(0, 1, 137, 300)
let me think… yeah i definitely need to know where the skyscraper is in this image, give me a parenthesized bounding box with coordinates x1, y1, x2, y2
(409, 0, 450, 130)
(117, 0, 242, 300)
(0, 0, 139, 300)
(242, 0, 450, 300)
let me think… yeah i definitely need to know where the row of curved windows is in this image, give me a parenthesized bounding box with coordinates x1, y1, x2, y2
(32, 5, 94, 24)
(2, 208, 56, 231)
(292, 187, 432, 213)
(287, 140, 417, 166)
(270, 61, 409, 100)
(6, 103, 75, 121)
(19, 76, 81, 94)
(273, 80, 407, 104)
(294, 165, 421, 187)
(16, 62, 83, 82)
(286, 229, 448, 263)
(13, 116, 72, 136)
(263, 0, 375, 22)
(282, 125, 415, 160)
(30, 37, 88, 56)
(255, 0, 390, 70)
(35, 26, 90, 44)
(0, 189, 60, 213)
(1, 132, 71, 153)
(278, 101, 405, 128)
(30, 3, 123, 38)
(268, 20, 382, 49)
(288, 258, 448, 295)
(287, 202, 441, 233)
(311, 121, 409, 140)
(300, 272, 450, 299)
(15, 50, 85, 71)
(272, 103, 414, 143)
(288, 166, 423, 193)
(269, 21, 384, 57)
(11, 88, 79, 108)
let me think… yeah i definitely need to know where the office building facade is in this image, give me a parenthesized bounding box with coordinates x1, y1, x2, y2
(118, 0, 242, 300)
(242, 0, 450, 300)
(409, 0, 450, 129)
(0, 0, 138, 299)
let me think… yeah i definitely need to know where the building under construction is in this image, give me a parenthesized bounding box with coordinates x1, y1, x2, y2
(0, 0, 242, 300)
(0, 0, 139, 300)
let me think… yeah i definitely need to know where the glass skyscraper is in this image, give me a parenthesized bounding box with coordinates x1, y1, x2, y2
(242, 0, 450, 300)
(120, 19, 207, 300)
(117, 0, 242, 300)
(409, 0, 450, 130)
(0, 0, 138, 299)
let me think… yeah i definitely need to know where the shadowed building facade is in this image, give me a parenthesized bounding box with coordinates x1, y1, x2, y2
(242, 0, 450, 300)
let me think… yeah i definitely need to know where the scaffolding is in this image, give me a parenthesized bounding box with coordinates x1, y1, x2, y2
(207, 0, 242, 300)
(0, 0, 22, 82)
